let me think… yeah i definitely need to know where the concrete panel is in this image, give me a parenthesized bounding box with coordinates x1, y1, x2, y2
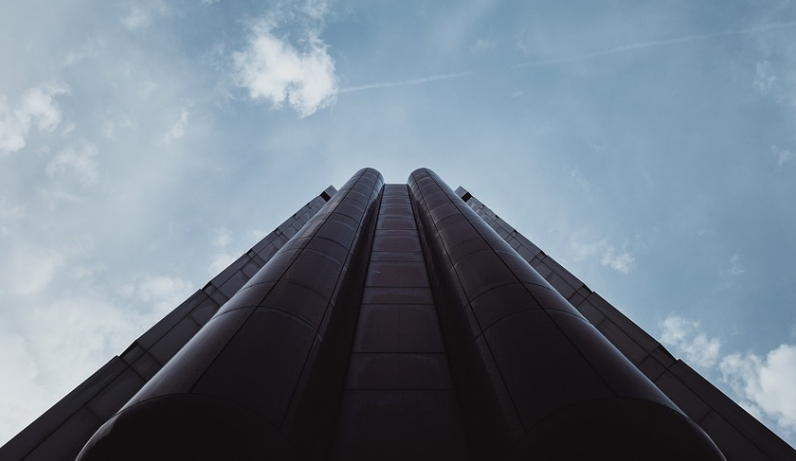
(22, 408, 103, 461)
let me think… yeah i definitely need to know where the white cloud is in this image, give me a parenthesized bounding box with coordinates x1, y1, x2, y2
(602, 251, 635, 273)
(0, 84, 68, 156)
(771, 145, 796, 166)
(45, 141, 100, 187)
(571, 237, 636, 274)
(231, 17, 338, 117)
(720, 345, 796, 433)
(17, 86, 66, 132)
(754, 61, 776, 94)
(163, 108, 189, 142)
(660, 315, 722, 368)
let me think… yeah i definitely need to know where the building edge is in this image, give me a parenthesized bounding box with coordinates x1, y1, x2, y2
(455, 184, 796, 461)
(0, 186, 338, 461)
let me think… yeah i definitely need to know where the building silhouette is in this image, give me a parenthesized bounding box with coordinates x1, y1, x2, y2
(1, 168, 793, 460)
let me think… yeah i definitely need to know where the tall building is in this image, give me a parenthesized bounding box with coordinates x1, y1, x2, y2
(1, 168, 793, 460)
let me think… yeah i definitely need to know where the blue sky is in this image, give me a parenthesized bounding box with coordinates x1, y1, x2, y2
(2, 0, 796, 449)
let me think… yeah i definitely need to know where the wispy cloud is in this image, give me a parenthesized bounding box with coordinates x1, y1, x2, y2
(515, 20, 796, 68)
(209, 252, 237, 275)
(339, 71, 475, 94)
(0, 84, 68, 156)
(771, 145, 796, 166)
(0, 199, 24, 236)
(472, 37, 497, 52)
(660, 315, 723, 368)
(212, 228, 233, 248)
(45, 141, 100, 187)
(208, 228, 237, 274)
(754, 61, 777, 94)
(570, 237, 636, 274)
(163, 108, 190, 143)
(728, 254, 746, 276)
(121, 0, 169, 31)
(63, 39, 105, 68)
(0, 272, 186, 440)
(4, 246, 66, 296)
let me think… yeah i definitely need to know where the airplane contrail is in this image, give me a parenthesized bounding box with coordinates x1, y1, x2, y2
(337, 20, 796, 93)
(338, 71, 475, 94)
(514, 20, 796, 68)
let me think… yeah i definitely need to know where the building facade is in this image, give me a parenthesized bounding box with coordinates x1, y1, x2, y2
(1, 168, 793, 460)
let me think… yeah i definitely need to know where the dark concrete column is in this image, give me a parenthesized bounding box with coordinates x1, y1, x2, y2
(77, 168, 384, 461)
(408, 168, 725, 461)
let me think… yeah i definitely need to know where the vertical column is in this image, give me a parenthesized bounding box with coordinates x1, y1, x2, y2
(408, 168, 725, 461)
(331, 184, 469, 460)
(77, 168, 384, 461)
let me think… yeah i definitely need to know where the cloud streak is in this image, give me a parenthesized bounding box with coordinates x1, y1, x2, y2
(339, 71, 475, 94)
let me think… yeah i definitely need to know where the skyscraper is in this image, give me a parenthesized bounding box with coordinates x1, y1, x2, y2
(1, 168, 793, 460)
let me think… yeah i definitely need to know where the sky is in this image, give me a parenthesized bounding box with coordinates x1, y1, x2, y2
(1, 0, 796, 450)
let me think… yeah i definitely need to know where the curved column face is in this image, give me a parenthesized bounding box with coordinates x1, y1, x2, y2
(407, 168, 725, 461)
(77, 168, 384, 461)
